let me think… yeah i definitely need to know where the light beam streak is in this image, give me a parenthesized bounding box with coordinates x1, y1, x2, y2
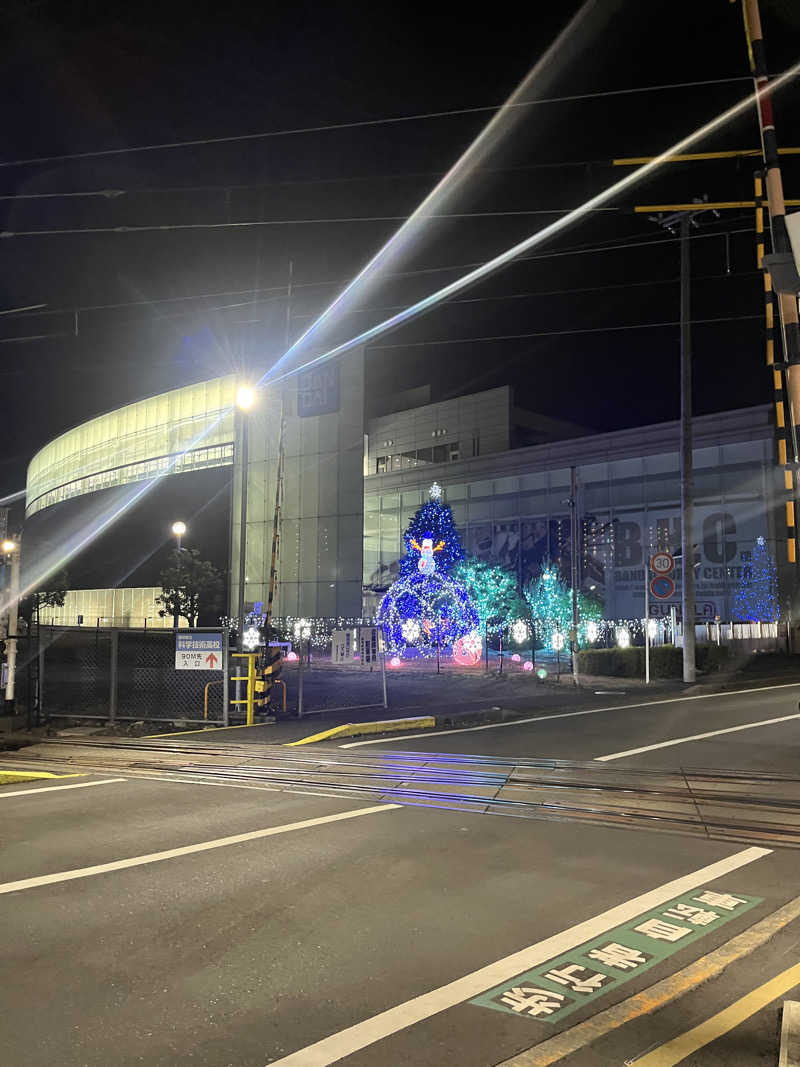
(265, 58, 800, 389)
(266, 0, 606, 380)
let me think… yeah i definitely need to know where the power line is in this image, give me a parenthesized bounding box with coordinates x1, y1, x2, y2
(0, 206, 621, 239)
(370, 314, 763, 349)
(1, 225, 756, 328)
(0, 76, 752, 171)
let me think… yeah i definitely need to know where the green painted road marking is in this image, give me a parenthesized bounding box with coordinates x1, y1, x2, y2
(471, 889, 761, 1023)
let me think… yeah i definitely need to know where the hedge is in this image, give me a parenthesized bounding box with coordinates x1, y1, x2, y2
(575, 644, 730, 678)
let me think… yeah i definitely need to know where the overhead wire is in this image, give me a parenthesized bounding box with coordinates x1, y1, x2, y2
(263, 59, 800, 388)
(0, 206, 620, 239)
(0, 76, 752, 170)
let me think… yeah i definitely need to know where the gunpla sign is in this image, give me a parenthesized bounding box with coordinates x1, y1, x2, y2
(175, 633, 224, 671)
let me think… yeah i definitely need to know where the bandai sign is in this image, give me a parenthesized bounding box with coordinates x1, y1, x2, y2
(297, 364, 339, 417)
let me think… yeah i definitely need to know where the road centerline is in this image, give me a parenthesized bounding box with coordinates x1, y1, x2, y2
(266, 846, 772, 1067)
(595, 712, 800, 762)
(339, 683, 800, 748)
(0, 802, 400, 896)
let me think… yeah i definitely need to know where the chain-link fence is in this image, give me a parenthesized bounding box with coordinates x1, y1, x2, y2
(39, 625, 228, 723)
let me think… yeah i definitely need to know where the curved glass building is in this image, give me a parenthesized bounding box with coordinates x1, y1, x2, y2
(26, 376, 237, 518)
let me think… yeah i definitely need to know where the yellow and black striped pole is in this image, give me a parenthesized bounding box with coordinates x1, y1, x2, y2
(755, 173, 797, 562)
(743, 0, 800, 565)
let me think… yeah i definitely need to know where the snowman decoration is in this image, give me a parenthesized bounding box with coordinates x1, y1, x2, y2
(410, 536, 445, 575)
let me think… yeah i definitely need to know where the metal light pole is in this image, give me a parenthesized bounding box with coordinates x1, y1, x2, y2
(2, 538, 20, 713)
(569, 466, 579, 685)
(170, 521, 186, 629)
(235, 385, 256, 651)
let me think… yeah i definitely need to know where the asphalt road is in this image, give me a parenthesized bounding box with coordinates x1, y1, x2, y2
(3, 681, 800, 1066)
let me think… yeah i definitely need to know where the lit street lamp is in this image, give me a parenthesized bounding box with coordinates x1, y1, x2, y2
(2, 538, 20, 712)
(236, 384, 257, 650)
(171, 521, 187, 628)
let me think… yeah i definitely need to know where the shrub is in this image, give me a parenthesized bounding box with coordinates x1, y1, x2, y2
(577, 643, 730, 678)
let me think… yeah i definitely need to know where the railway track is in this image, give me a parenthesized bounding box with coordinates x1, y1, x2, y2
(9, 736, 800, 847)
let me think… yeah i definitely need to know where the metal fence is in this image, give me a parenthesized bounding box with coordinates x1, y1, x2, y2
(39, 625, 228, 723)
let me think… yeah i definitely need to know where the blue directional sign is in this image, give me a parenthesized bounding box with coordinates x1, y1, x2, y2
(175, 632, 223, 671)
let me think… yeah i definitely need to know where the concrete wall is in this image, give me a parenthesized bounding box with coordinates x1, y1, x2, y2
(231, 348, 365, 619)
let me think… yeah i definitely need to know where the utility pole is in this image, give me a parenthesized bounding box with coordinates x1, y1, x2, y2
(679, 215, 696, 683)
(651, 206, 711, 683)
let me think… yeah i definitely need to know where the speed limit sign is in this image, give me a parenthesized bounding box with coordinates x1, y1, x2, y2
(650, 551, 674, 575)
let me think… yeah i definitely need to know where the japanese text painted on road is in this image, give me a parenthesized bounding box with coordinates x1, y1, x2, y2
(175, 633, 224, 671)
(470, 888, 761, 1023)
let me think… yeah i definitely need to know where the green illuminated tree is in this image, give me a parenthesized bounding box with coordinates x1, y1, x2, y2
(454, 557, 528, 634)
(524, 560, 602, 650)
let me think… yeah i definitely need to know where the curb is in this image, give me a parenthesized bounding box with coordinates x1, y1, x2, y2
(285, 715, 436, 746)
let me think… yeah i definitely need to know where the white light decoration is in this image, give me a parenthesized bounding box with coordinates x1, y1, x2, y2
(401, 618, 421, 643)
(242, 626, 261, 650)
(293, 618, 311, 641)
(617, 626, 631, 649)
(552, 631, 565, 651)
(647, 618, 658, 640)
(586, 620, 599, 643)
(429, 481, 442, 500)
(511, 619, 529, 645)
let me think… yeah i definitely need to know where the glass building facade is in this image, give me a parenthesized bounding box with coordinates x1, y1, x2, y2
(26, 377, 237, 517)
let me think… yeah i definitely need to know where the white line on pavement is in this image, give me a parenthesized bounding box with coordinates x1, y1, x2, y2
(0, 778, 126, 798)
(339, 682, 800, 748)
(0, 803, 400, 896)
(267, 846, 772, 1067)
(595, 711, 800, 761)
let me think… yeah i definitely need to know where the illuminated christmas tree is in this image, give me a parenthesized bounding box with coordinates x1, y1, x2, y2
(732, 536, 779, 622)
(454, 557, 528, 634)
(377, 483, 479, 657)
(524, 560, 602, 650)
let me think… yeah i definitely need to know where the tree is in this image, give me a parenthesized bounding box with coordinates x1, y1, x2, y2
(398, 485, 465, 579)
(377, 484, 478, 656)
(157, 548, 223, 627)
(454, 557, 528, 634)
(732, 536, 779, 622)
(20, 570, 69, 627)
(524, 560, 602, 649)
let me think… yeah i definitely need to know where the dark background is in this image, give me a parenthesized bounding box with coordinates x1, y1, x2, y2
(2, 0, 799, 508)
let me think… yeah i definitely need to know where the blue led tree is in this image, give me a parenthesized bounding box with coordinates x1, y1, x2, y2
(732, 536, 779, 622)
(377, 483, 479, 657)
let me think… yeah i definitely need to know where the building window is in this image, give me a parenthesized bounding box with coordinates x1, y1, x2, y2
(391, 454, 403, 471)
(416, 447, 432, 465)
(376, 455, 388, 474)
(449, 443, 460, 461)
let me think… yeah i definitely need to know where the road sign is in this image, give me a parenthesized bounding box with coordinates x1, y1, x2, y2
(650, 575, 676, 600)
(650, 551, 674, 575)
(175, 632, 223, 671)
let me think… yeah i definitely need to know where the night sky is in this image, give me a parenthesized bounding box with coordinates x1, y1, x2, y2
(2, 0, 800, 501)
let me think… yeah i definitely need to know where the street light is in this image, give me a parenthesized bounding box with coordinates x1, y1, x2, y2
(171, 521, 186, 628)
(2, 537, 20, 711)
(236, 385, 257, 650)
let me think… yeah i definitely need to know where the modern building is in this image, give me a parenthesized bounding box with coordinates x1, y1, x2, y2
(23, 356, 791, 626)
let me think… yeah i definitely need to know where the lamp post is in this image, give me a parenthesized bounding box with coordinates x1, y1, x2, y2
(2, 538, 20, 713)
(235, 385, 256, 651)
(171, 521, 186, 629)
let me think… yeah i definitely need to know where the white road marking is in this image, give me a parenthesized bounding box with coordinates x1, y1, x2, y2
(340, 682, 800, 747)
(267, 846, 771, 1067)
(595, 712, 800, 761)
(0, 778, 126, 798)
(0, 803, 400, 896)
